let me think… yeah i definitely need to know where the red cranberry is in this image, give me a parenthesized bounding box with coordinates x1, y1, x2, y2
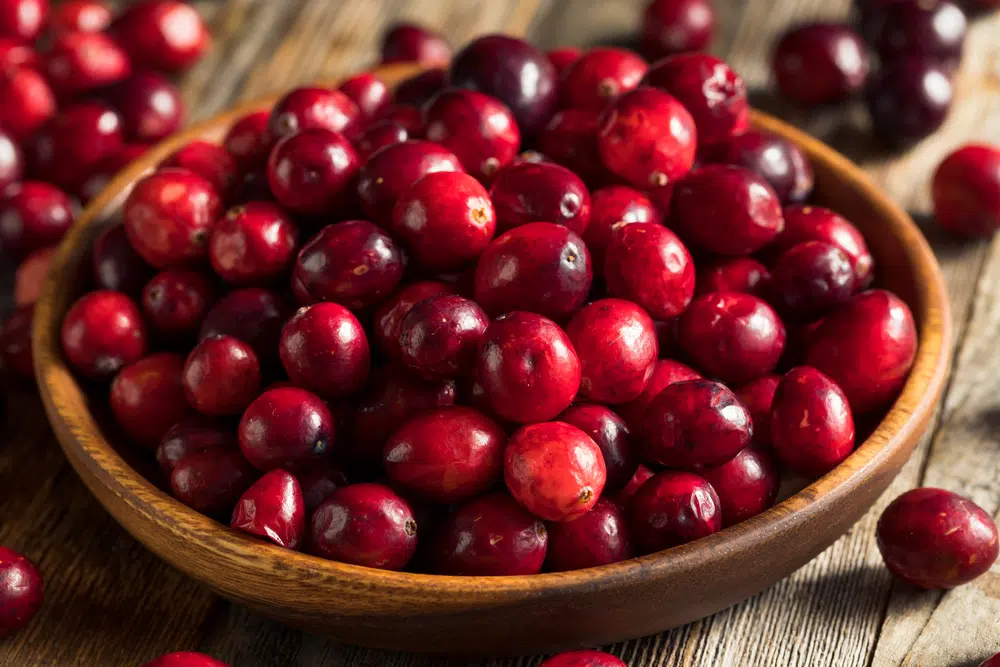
(209, 202, 298, 284)
(474, 222, 592, 321)
(0, 0, 46, 41)
(110, 352, 190, 447)
(775, 205, 873, 287)
(616, 463, 656, 507)
(617, 359, 701, 431)
(231, 469, 305, 549)
(267, 87, 360, 143)
(0, 67, 55, 143)
(279, 302, 369, 398)
(981, 655, 1000, 667)
(933, 144, 1000, 237)
(0, 546, 43, 637)
(877, 488, 999, 589)
(170, 448, 256, 517)
(373, 281, 455, 361)
(770, 241, 856, 320)
(50, 0, 109, 33)
(310, 483, 417, 570)
(393, 68, 447, 108)
(866, 57, 953, 149)
(702, 445, 780, 527)
(604, 222, 694, 319)
(597, 87, 696, 188)
(561, 47, 648, 111)
(735, 374, 780, 448)
(547, 46, 581, 76)
(62, 290, 146, 380)
(298, 462, 350, 513)
(583, 186, 659, 269)
(107, 70, 182, 144)
(199, 288, 289, 370)
(143, 653, 230, 667)
(558, 403, 635, 491)
(356, 139, 462, 224)
(434, 493, 547, 575)
(182, 335, 260, 416)
(110, 0, 209, 72)
(537, 109, 609, 188)
(77, 143, 149, 204)
(239, 387, 334, 472)
(266, 128, 359, 215)
(223, 111, 270, 169)
(14, 244, 53, 306)
(43, 31, 130, 98)
(398, 295, 487, 381)
(0, 181, 75, 260)
(156, 416, 236, 475)
(31, 102, 124, 195)
(707, 130, 814, 205)
(696, 257, 770, 297)
(641, 0, 715, 59)
(337, 72, 389, 118)
(391, 171, 495, 272)
(476, 311, 580, 423)
(162, 141, 237, 202)
(866, 0, 966, 64)
(546, 498, 633, 571)
(372, 104, 425, 136)
(141, 268, 214, 338)
(423, 88, 520, 182)
(1, 305, 33, 379)
(354, 120, 408, 162)
(772, 23, 869, 106)
(0, 38, 37, 70)
(0, 129, 23, 194)
(380, 23, 450, 65)
(629, 470, 721, 552)
(489, 161, 591, 235)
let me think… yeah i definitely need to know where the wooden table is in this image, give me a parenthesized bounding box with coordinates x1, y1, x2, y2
(2, 1, 999, 665)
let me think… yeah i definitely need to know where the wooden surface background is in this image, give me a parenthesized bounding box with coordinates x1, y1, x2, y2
(1, 0, 999, 665)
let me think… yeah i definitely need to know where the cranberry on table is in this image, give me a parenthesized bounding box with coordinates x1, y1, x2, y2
(547, 46, 581, 76)
(0, 546, 43, 637)
(770, 241, 857, 320)
(0, 129, 22, 194)
(0, 182, 75, 260)
(392, 68, 447, 108)
(279, 302, 370, 399)
(142, 652, 231, 667)
(877, 488, 999, 589)
(267, 86, 360, 143)
(558, 403, 635, 492)
(170, 448, 256, 517)
(433, 493, 548, 575)
(584, 186, 660, 270)
(156, 416, 237, 475)
(604, 222, 695, 319)
(397, 295, 488, 381)
(111, 0, 210, 72)
(337, 72, 389, 118)
(696, 257, 770, 297)
(209, 202, 298, 284)
(489, 161, 592, 235)
(141, 268, 215, 338)
(476, 311, 581, 423)
(373, 281, 455, 361)
(546, 498, 633, 572)
(182, 335, 261, 416)
(617, 359, 701, 431)
(537, 109, 609, 188)
(703, 446, 781, 527)
(641, 0, 715, 59)
(380, 22, 451, 65)
(43, 31, 131, 98)
(199, 288, 290, 371)
(866, 57, 953, 149)
(774, 205, 874, 288)
(50, 0, 110, 33)
(629, 470, 722, 552)
(354, 120, 408, 162)
(266, 128, 359, 215)
(239, 387, 334, 472)
(1, 305, 34, 379)
(109, 71, 183, 144)
(356, 139, 463, 224)
(706, 130, 814, 205)
(865, 0, 967, 65)
(0, 67, 55, 143)
(223, 111, 270, 169)
(772, 23, 869, 106)
(0, 0, 46, 40)
(423, 88, 521, 182)
(231, 469, 305, 550)
(735, 374, 780, 448)
(110, 352, 190, 448)
(932, 144, 1000, 237)
(30, 102, 124, 195)
(62, 290, 147, 381)
(561, 47, 648, 112)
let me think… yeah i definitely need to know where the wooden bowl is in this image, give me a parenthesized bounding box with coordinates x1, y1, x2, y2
(34, 64, 952, 657)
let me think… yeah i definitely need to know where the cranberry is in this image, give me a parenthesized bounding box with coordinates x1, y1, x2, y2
(775, 205, 874, 287)
(866, 0, 967, 64)
(616, 463, 656, 507)
(77, 144, 149, 204)
(770, 241, 856, 320)
(279, 302, 370, 398)
(604, 222, 694, 319)
(805, 289, 917, 413)
(629, 470, 721, 552)
(696, 257, 770, 297)
(298, 462, 350, 513)
(772, 23, 869, 107)
(0, 546, 43, 637)
(702, 445, 780, 527)
(641, 0, 715, 59)
(735, 374, 780, 448)
(617, 359, 701, 431)
(877, 488, 998, 589)
(1, 305, 33, 379)
(546, 498, 633, 572)
(156, 416, 236, 475)
(14, 245, 54, 306)
(380, 23, 450, 65)
(62, 290, 146, 380)
(0, 38, 37, 70)
(337, 72, 389, 118)
(391, 171, 495, 272)
(981, 655, 1000, 667)
(489, 161, 591, 235)
(182, 335, 260, 416)
(266, 128, 359, 215)
(239, 387, 334, 472)
(474, 222, 592, 320)
(537, 109, 609, 188)
(0, 181, 75, 260)
(397, 295, 488, 380)
(209, 202, 297, 284)
(223, 111, 270, 169)
(104, 71, 182, 145)
(110, 352, 189, 447)
(110, 0, 209, 72)
(547, 46, 581, 76)
(30, 102, 123, 195)
(597, 87, 696, 188)
(50, 0, 109, 33)
(579, 191, 655, 271)
(162, 141, 237, 202)
(199, 288, 289, 369)
(231, 469, 305, 549)
(434, 493, 547, 575)
(373, 281, 455, 361)
(170, 448, 256, 517)
(356, 139, 463, 224)
(423, 88, 520, 182)
(866, 57, 953, 149)
(142, 652, 230, 667)
(558, 403, 635, 492)
(0, 0, 46, 40)
(561, 47, 648, 111)
(707, 130, 814, 205)
(267, 87, 360, 143)
(44, 31, 130, 98)
(354, 120, 408, 162)
(392, 68, 447, 108)
(476, 311, 580, 423)
(310, 483, 417, 570)
(0, 67, 55, 143)
(0, 129, 22, 194)
(140, 268, 213, 338)
(933, 144, 1000, 237)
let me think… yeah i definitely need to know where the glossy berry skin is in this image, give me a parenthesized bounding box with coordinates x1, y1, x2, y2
(310, 483, 417, 570)
(142, 652, 230, 667)
(267, 87, 360, 143)
(558, 403, 635, 492)
(877, 488, 999, 589)
(706, 130, 814, 204)
(629, 470, 722, 553)
(384, 406, 505, 503)
(424, 88, 520, 182)
(671, 165, 784, 255)
(30, 102, 123, 195)
(932, 144, 1000, 237)
(156, 416, 237, 475)
(239, 387, 334, 472)
(357, 139, 463, 224)
(43, 31, 131, 98)
(380, 23, 451, 65)
(223, 111, 270, 169)
(696, 257, 770, 297)
(110, 71, 183, 143)
(702, 446, 780, 527)
(735, 374, 780, 448)
(1, 305, 34, 379)
(170, 448, 256, 517)
(805, 290, 917, 414)
(337, 72, 389, 118)
(774, 205, 873, 288)
(474, 222, 592, 321)
(0, 67, 55, 143)
(770, 241, 856, 320)
(604, 222, 694, 320)
(597, 87, 697, 189)
(643, 54, 748, 145)
(539, 651, 627, 667)
(199, 288, 290, 371)
(373, 281, 455, 361)
(489, 161, 591, 235)
(162, 141, 238, 203)
(537, 109, 608, 188)
(546, 498, 633, 571)
(354, 120, 408, 162)
(398, 295, 487, 380)
(50, 0, 110, 33)
(772, 23, 869, 106)
(0, 129, 22, 194)
(182, 336, 260, 416)
(449, 34, 558, 136)
(0, 546, 43, 637)
(124, 168, 222, 269)
(561, 47, 648, 112)
(209, 202, 298, 284)
(584, 186, 660, 270)
(641, 0, 715, 59)
(141, 268, 215, 338)
(110, 353, 190, 448)
(293, 220, 404, 310)
(111, 0, 210, 72)
(866, 57, 953, 149)
(866, 0, 967, 65)
(0, 182, 75, 260)
(391, 171, 495, 272)
(617, 359, 701, 432)
(267, 128, 359, 215)
(434, 493, 548, 575)
(0, 0, 46, 41)
(476, 311, 581, 424)
(62, 290, 147, 381)
(231, 469, 305, 549)
(279, 302, 370, 399)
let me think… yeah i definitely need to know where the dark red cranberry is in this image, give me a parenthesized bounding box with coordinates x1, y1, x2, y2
(604, 222, 694, 319)
(393, 68, 447, 108)
(558, 403, 635, 491)
(772, 23, 869, 106)
(770, 241, 856, 320)
(354, 120, 408, 162)
(310, 483, 417, 570)
(537, 109, 609, 188)
(546, 498, 633, 572)
(231, 469, 305, 549)
(13, 245, 53, 306)
(398, 295, 487, 380)
(267, 87, 360, 143)
(706, 130, 814, 204)
(373, 281, 455, 361)
(298, 462, 350, 513)
(0, 129, 23, 194)
(182, 335, 260, 416)
(641, 0, 715, 59)
(0, 0, 46, 41)
(199, 288, 290, 370)
(680, 292, 786, 385)
(209, 202, 298, 284)
(561, 47, 648, 111)
(933, 144, 1000, 237)
(337, 72, 389, 118)
(0, 67, 55, 143)
(62, 290, 146, 380)
(0, 546, 43, 637)
(981, 655, 1000, 667)
(0, 38, 37, 70)
(423, 88, 520, 182)
(547, 46, 581, 76)
(597, 87, 696, 189)
(696, 257, 770, 297)
(616, 463, 656, 507)
(373, 104, 424, 138)
(266, 128, 359, 215)
(774, 205, 874, 287)
(702, 445, 780, 527)
(223, 111, 270, 169)
(866, 57, 953, 149)
(877, 488, 999, 589)
(162, 141, 237, 202)
(77, 144, 149, 203)
(735, 374, 780, 448)
(357, 139, 463, 224)
(629, 470, 721, 552)
(50, 0, 109, 33)
(30, 102, 124, 195)
(434, 493, 547, 575)
(391, 171, 495, 272)
(170, 448, 256, 517)
(141, 268, 214, 338)
(476, 311, 580, 423)
(489, 161, 591, 235)
(474, 222, 592, 320)
(584, 186, 660, 270)
(110, 0, 209, 72)
(866, 0, 966, 64)
(0, 181, 75, 260)
(617, 359, 701, 431)
(43, 31, 130, 98)
(1, 305, 33, 379)
(156, 416, 236, 475)
(380, 23, 450, 65)
(239, 387, 334, 472)
(110, 352, 190, 447)
(279, 302, 370, 398)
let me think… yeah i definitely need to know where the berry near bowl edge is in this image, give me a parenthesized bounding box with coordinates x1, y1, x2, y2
(31, 63, 950, 657)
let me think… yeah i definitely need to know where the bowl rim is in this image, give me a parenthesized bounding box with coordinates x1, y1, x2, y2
(33, 64, 952, 601)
